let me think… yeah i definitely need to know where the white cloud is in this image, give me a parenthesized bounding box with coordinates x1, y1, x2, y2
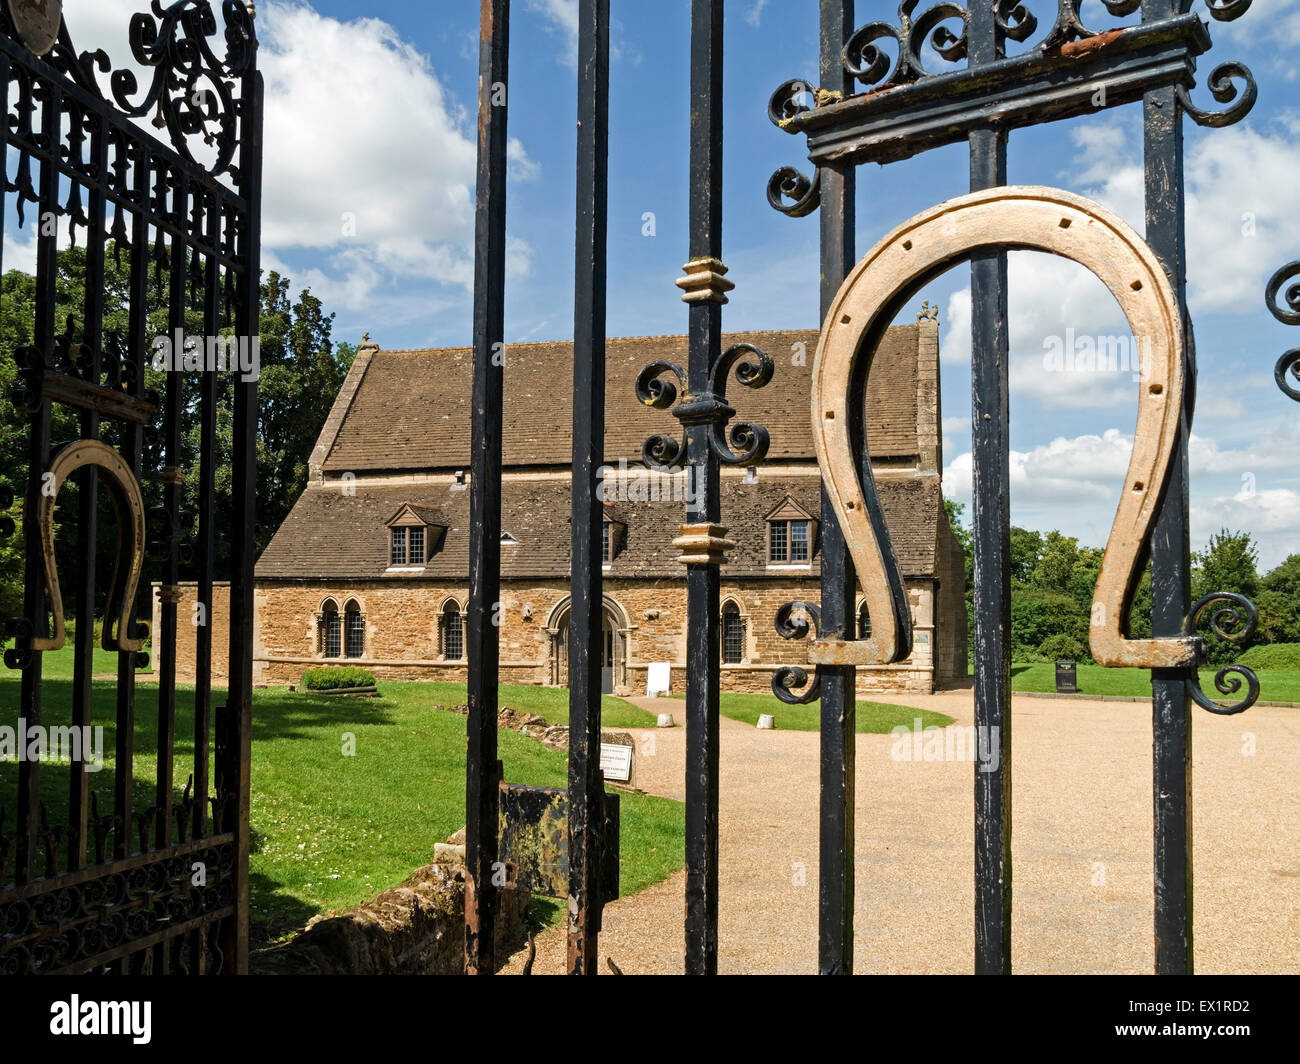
(527, 0, 580, 65)
(1072, 120, 1300, 317)
(508, 138, 540, 182)
(746, 0, 771, 28)
(2, 228, 38, 275)
(943, 424, 1300, 569)
(1193, 488, 1300, 571)
(940, 117, 1300, 410)
(45, 2, 536, 314)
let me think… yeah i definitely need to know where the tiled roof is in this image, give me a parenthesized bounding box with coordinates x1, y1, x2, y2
(256, 474, 945, 581)
(319, 327, 922, 474)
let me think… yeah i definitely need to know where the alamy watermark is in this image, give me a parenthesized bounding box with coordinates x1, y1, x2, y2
(1042, 328, 1153, 382)
(151, 328, 261, 382)
(598, 459, 699, 504)
(0, 718, 105, 772)
(890, 718, 1001, 773)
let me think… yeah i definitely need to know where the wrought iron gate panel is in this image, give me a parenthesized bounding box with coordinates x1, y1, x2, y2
(768, 0, 1262, 975)
(0, 1, 261, 975)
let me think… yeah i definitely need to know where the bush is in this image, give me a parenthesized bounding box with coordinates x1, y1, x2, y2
(301, 666, 376, 691)
(1011, 589, 1089, 655)
(1038, 633, 1085, 661)
(1237, 643, 1300, 670)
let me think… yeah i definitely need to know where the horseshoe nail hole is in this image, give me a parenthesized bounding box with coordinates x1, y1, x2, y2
(824, 410, 835, 419)
(1149, 383, 1164, 395)
(902, 240, 913, 251)
(1132, 481, 1145, 493)
(1130, 280, 1143, 291)
(846, 501, 857, 510)
(1059, 218, 1072, 229)
(840, 314, 852, 325)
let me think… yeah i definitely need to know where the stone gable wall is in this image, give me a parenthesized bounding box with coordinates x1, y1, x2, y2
(165, 575, 950, 695)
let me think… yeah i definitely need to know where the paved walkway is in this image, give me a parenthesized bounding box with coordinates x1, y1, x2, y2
(502, 689, 1299, 975)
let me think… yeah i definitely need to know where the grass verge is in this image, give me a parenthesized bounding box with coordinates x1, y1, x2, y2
(671, 691, 954, 732)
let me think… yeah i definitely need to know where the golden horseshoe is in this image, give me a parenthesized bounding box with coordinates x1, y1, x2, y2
(810, 185, 1198, 670)
(31, 439, 147, 654)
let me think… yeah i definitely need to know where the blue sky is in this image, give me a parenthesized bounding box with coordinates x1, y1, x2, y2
(28, 1, 1300, 569)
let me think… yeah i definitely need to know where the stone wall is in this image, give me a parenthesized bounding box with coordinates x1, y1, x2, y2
(148, 581, 232, 685)
(933, 519, 970, 686)
(250, 859, 530, 975)
(240, 572, 946, 694)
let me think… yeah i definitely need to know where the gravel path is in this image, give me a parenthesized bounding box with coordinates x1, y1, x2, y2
(502, 689, 1299, 975)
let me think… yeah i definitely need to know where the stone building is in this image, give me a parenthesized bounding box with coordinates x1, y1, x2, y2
(244, 316, 967, 695)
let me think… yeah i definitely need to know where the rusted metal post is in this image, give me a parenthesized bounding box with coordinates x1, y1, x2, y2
(221, 47, 264, 977)
(816, 0, 857, 977)
(681, 0, 726, 976)
(568, 0, 610, 975)
(1142, 0, 1194, 975)
(967, 2, 1013, 976)
(465, 0, 511, 975)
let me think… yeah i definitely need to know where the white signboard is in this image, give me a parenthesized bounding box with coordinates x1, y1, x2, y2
(600, 743, 634, 784)
(646, 661, 672, 697)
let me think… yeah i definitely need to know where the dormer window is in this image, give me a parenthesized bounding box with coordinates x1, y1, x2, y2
(602, 510, 625, 565)
(765, 497, 818, 568)
(386, 504, 445, 570)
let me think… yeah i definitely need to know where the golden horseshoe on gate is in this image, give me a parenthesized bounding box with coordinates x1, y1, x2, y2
(810, 185, 1199, 670)
(31, 439, 148, 654)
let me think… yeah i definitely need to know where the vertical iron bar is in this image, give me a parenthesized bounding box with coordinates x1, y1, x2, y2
(196, 189, 220, 843)
(69, 112, 107, 874)
(683, 0, 724, 976)
(16, 82, 60, 886)
(1142, 0, 1194, 976)
(465, 0, 510, 976)
(157, 170, 189, 863)
(220, 62, 264, 977)
(116, 143, 151, 865)
(817, 0, 857, 977)
(568, 0, 609, 976)
(968, 4, 1013, 976)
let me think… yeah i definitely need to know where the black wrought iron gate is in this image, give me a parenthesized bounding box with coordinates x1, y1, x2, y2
(766, 0, 1264, 976)
(465, 0, 1264, 976)
(0, 1, 261, 975)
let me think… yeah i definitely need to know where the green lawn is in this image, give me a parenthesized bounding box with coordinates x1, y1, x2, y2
(1010, 662, 1300, 702)
(409, 680, 657, 729)
(0, 662, 682, 944)
(671, 691, 954, 732)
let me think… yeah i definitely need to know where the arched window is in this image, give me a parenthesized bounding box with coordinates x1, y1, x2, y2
(344, 600, 365, 659)
(319, 599, 341, 659)
(858, 602, 872, 640)
(440, 601, 464, 661)
(722, 601, 745, 665)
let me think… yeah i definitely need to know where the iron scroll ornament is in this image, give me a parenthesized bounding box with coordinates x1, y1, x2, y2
(6, 440, 148, 670)
(636, 342, 775, 472)
(774, 186, 1258, 711)
(1267, 260, 1300, 401)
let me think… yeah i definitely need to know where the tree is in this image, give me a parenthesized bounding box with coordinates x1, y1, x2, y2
(1, 245, 347, 627)
(944, 499, 974, 646)
(1011, 588, 1090, 658)
(1031, 530, 1082, 594)
(1009, 526, 1043, 586)
(1259, 554, 1300, 644)
(1191, 529, 1261, 664)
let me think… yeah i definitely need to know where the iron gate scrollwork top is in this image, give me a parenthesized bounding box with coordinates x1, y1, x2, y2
(0, 0, 260, 975)
(765, 0, 1258, 219)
